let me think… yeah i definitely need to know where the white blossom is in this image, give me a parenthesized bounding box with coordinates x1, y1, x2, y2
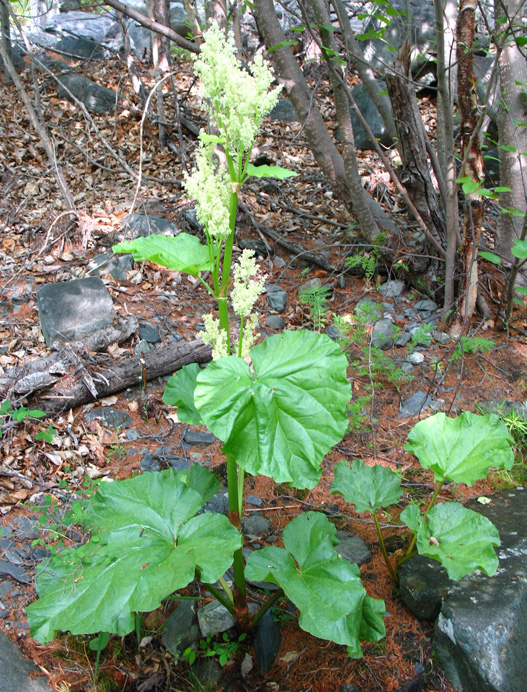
(231, 250, 266, 318)
(236, 312, 260, 360)
(183, 143, 232, 241)
(199, 313, 229, 360)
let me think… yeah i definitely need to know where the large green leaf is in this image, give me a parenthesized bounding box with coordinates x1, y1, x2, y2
(400, 502, 500, 580)
(405, 412, 514, 485)
(246, 163, 298, 179)
(112, 233, 212, 276)
(194, 330, 351, 489)
(245, 512, 385, 656)
(27, 468, 241, 643)
(163, 363, 203, 425)
(331, 459, 403, 514)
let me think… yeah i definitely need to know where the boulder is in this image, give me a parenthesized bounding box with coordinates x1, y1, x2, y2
(43, 11, 117, 42)
(0, 630, 52, 691)
(55, 35, 104, 59)
(37, 277, 115, 346)
(349, 81, 394, 150)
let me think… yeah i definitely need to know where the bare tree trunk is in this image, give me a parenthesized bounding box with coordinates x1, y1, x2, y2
(494, 0, 527, 264)
(147, 0, 168, 149)
(0, 0, 11, 80)
(456, 0, 484, 324)
(252, 0, 397, 240)
(435, 0, 460, 319)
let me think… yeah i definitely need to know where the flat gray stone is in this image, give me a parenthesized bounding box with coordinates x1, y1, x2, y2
(121, 213, 179, 238)
(254, 609, 281, 674)
(266, 285, 288, 313)
(395, 331, 412, 347)
(372, 318, 396, 350)
(87, 251, 133, 280)
(398, 390, 433, 419)
(349, 80, 393, 150)
(56, 73, 117, 114)
(336, 531, 372, 566)
(265, 315, 286, 330)
(414, 299, 438, 313)
(55, 36, 104, 59)
(162, 600, 200, 656)
(0, 630, 52, 691)
(85, 407, 133, 429)
(434, 487, 527, 692)
(407, 352, 425, 365)
(379, 280, 405, 297)
(399, 554, 453, 621)
(182, 430, 216, 447)
(37, 277, 115, 346)
(138, 323, 161, 343)
(269, 99, 298, 122)
(242, 515, 271, 538)
(0, 561, 30, 584)
(197, 600, 235, 637)
(355, 298, 382, 324)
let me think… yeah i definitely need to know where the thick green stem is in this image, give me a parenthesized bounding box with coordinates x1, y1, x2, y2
(373, 510, 397, 582)
(250, 588, 285, 628)
(402, 481, 445, 562)
(203, 582, 235, 614)
(226, 453, 248, 617)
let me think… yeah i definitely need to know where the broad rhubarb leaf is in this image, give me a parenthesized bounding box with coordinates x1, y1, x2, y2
(113, 233, 212, 276)
(27, 467, 241, 643)
(245, 512, 385, 656)
(163, 363, 203, 425)
(331, 459, 403, 513)
(400, 502, 500, 580)
(194, 330, 351, 489)
(405, 412, 514, 485)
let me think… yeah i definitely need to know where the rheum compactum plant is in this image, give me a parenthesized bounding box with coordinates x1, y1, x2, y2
(27, 24, 514, 664)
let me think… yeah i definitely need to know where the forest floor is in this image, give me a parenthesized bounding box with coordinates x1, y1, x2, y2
(1, 42, 527, 692)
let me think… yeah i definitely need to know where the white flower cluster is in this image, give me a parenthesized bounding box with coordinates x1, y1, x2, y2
(194, 22, 282, 156)
(199, 313, 229, 360)
(231, 249, 265, 318)
(184, 143, 232, 242)
(236, 312, 259, 360)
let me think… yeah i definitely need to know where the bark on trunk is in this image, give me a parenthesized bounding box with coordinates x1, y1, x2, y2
(253, 0, 397, 240)
(456, 0, 483, 323)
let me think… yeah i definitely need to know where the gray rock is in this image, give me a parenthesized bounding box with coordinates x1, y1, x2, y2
(265, 315, 286, 330)
(242, 515, 271, 538)
(246, 495, 263, 508)
(355, 298, 382, 324)
(55, 72, 117, 113)
(200, 490, 229, 516)
(432, 330, 450, 345)
(0, 583, 13, 600)
(162, 600, 200, 656)
(85, 407, 133, 429)
(126, 428, 140, 441)
(395, 331, 412, 347)
(121, 213, 179, 238)
(407, 352, 425, 365)
(134, 339, 150, 356)
(379, 280, 405, 298)
(192, 658, 223, 687)
(183, 430, 216, 447)
(273, 256, 286, 268)
(414, 299, 438, 313)
(269, 99, 298, 122)
(478, 400, 527, 419)
(340, 684, 361, 692)
(0, 561, 30, 584)
(37, 277, 115, 346)
(10, 517, 40, 541)
(254, 609, 281, 674)
(336, 531, 372, 566)
(55, 35, 103, 59)
(398, 390, 433, 419)
(0, 629, 53, 691)
(140, 452, 160, 472)
(434, 487, 527, 692)
(399, 554, 453, 621)
(43, 11, 116, 42)
(349, 81, 394, 150)
(198, 600, 235, 637)
(87, 251, 133, 280)
(326, 324, 342, 341)
(139, 323, 161, 343)
(266, 285, 288, 313)
(372, 318, 396, 350)
(185, 208, 201, 231)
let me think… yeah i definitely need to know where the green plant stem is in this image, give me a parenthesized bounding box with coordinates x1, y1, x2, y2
(403, 480, 445, 561)
(372, 510, 396, 582)
(203, 582, 235, 614)
(218, 575, 234, 607)
(250, 588, 285, 628)
(226, 453, 248, 617)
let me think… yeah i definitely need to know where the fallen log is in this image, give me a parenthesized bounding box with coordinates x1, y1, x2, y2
(0, 337, 212, 416)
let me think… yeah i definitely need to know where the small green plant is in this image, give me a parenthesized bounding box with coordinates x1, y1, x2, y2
(331, 412, 514, 582)
(0, 399, 47, 438)
(453, 336, 495, 359)
(345, 252, 376, 280)
(408, 323, 434, 352)
(298, 284, 332, 331)
(199, 632, 246, 666)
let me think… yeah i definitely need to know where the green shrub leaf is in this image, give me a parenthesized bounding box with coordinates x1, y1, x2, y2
(331, 459, 403, 513)
(27, 468, 241, 643)
(113, 233, 212, 276)
(194, 330, 351, 489)
(163, 363, 203, 425)
(400, 502, 500, 579)
(246, 164, 298, 179)
(404, 412, 514, 485)
(245, 512, 385, 655)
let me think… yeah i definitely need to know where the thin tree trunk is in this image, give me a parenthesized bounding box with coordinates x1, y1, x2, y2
(457, 0, 484, 324)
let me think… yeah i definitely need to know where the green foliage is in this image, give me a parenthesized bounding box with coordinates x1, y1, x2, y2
(345, 253, 376, 280)
(331, 412, 514, 581)
(113, 233, 212, 277)
(0, 399, 47, 438)
(199, 632, 247, 666)
(298, 284, 332, 331)
(194, 330, 351, 489)
(245, 512, 385, 657)
(246, 164, 298, 179)
(27, 467, 242, 643)
(453, 336, 495, 359)
(163, 363, 203, 425)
